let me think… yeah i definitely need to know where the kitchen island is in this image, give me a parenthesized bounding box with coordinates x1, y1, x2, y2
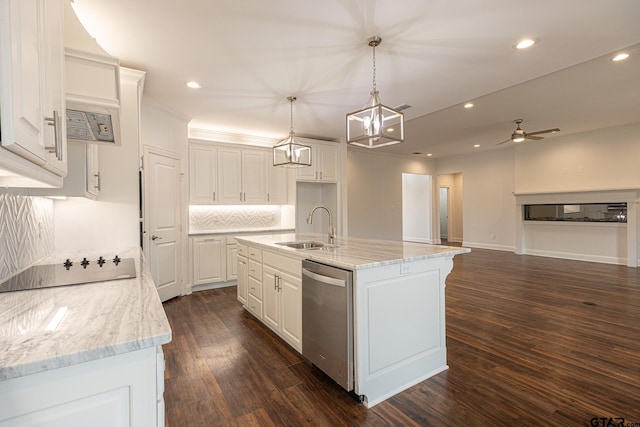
(235, 233, 469, 407)
(0, 248, 171, 427)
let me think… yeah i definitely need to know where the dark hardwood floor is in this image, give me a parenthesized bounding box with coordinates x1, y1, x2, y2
(162, 249, 640, 426)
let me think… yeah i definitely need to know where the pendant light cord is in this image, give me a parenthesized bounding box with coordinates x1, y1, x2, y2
(372, 43, 377, 93)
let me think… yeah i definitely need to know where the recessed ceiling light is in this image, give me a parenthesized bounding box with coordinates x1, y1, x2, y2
(464, 102, 474, 109)
(387, 127, 395, 132)
(186, 81, 201, 89)
(612, 52, 630, 62)
(474, 144, 480, 148)
(426, 153, 433, 157)
(515, 38, 537, 49)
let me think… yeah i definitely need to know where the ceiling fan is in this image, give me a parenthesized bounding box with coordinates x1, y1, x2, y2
(497, 119, 560, 145)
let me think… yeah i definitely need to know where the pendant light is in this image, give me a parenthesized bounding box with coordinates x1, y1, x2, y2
(273, 96, 312, 167)
(346, 36, 404, 148)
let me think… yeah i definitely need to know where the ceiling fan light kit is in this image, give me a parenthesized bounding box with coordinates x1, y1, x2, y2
(498, 119, 560, 145)
(347, 36, 404, 149)
(273, 96, 312, 167)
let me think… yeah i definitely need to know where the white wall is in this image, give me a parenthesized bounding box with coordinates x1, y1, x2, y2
(437, 148, 516, 250)
(347, 149, 436, 241)
(514, 122, 640, 193)
(141, 99, 189, 159)
(402, 173, 432, 243)
(54, 69, 144, 252)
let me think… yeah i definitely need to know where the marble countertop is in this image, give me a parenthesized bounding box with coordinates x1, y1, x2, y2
(235, 233, 470, 270)
(0, 247, 172, 381)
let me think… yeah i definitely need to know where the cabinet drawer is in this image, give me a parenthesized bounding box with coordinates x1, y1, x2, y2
(247, 293, 263, 319)
(248, 275, 262, 300)
(263, 250, 302, 278)
(237, 243, 247, 257)
(247, 246, 262, 262)
(248, 259, 262, 280)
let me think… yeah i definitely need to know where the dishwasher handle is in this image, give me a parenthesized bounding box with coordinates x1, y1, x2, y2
(302, 268, 346, 287)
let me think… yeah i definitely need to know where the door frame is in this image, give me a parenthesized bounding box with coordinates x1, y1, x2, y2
(439, 186, 451, 242)
(141, 144, 186, 298)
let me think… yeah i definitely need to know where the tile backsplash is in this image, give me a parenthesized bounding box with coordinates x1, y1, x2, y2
(189, 205, 285, 233)
(0, 194, 54, 282)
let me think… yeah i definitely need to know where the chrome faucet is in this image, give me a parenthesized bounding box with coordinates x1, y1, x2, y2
(306, 205, 336, 244)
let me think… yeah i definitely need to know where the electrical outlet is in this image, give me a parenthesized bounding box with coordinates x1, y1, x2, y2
(401, 263, 412, 274)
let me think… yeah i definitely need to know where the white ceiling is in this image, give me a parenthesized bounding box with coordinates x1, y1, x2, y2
(71, 0, 640, 158)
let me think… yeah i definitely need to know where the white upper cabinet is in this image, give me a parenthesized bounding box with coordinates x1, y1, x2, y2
(190, 142, 281, 205)
(266, 159, 289, 204)
(189, 144, 218, 203)
(0, 0, 67, 187)
(217, 147, 243, 203)
(296, 142, 338, 182)
(241, 149, 266, 204)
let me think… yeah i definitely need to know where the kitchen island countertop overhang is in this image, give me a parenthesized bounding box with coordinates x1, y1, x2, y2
(234, 232, 470, 270)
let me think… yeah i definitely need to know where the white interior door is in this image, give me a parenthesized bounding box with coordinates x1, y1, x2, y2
(144, 148, 183, 302)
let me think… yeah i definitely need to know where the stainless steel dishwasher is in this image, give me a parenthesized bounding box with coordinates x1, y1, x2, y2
(302, 259, 354, 391)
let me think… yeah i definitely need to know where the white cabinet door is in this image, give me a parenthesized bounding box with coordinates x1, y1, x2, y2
(226, 244, 238, 281)
(318, 145, 338, 182)
(262, 265, 280, 331)
(237, 254, 248, 305)
(217, 148, 242, 204)
(279, 270, 301, 349)
(258, 250, 302, 352)
(266, 159, 289, 204)
(0, 0, 66, 176)
(192, 236, 226, 285)
(41, 0, 66, 175)
(85, 143, 100, 198)
(242, 150, 266, 203)
(189, 144, 217, 204)
(296, 143, 339, 182)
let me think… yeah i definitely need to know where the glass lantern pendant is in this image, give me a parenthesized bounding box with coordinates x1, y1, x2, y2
(347, 36, 404, 148)
(273, 96, 312, 167)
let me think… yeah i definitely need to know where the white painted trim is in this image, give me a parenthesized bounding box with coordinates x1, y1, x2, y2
(523, 249, 626, 266)
(463, 241, 514, 252)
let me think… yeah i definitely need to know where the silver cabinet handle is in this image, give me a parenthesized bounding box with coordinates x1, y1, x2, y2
(94, 173, 101, 191)
(151, 235, 162, 241)
(277, 275, 282, 292)
(44, 110, 63, 161)
(274, 274, 278, 290)
(213, 191, 216, 201)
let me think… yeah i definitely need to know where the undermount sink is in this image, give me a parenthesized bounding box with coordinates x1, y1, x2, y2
(276, 241, 326, 249)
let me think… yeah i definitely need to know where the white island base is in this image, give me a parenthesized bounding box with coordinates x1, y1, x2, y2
(235, 233, 467, 408)
(354, 257, 452, 407)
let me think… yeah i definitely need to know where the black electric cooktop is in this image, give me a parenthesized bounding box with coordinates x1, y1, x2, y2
(0, 256, 136, 293)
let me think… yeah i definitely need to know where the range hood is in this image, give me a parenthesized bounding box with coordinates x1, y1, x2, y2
(64, 2, 121, 146)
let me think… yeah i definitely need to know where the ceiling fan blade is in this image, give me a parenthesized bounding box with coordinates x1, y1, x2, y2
(526, 128, 560, 136)
(496, 139, 512, 145)
(525, 135, 544, 141)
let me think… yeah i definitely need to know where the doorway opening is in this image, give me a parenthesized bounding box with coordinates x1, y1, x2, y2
(401, 173, 432, 243)
(437, 173, 463, 245)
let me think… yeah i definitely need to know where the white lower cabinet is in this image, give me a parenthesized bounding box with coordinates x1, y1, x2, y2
(0, 346, 164, 427)
(192, 236, 226, 286)
(246, 246, 263, 318)
(226, 240, 238, 281)
(250, 249, 302, 352)
(237, 243, 248, 304)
